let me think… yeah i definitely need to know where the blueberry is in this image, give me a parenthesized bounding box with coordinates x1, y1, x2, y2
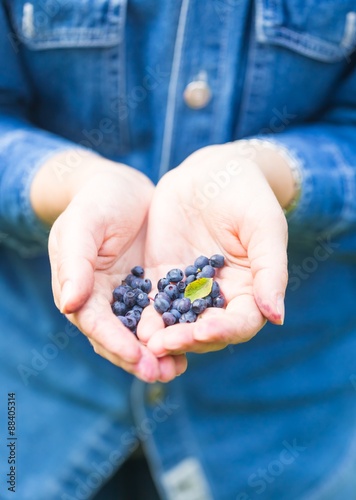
(112, 267, 150, 331)
(185, 265, 198, 277)
(162, 312, 177, 326)
(210, 281, 220, 298)
(113, 285, 130, 301)
(194, 255, 209, 270)
(198, 265, 215, 278)
(117, 316, 130, 328)
(154, 292, 171, 314)
(179, 310, 197, 323)
(140, 278, 152, 294)
(166, 268, 184, 283)
(170, 309, 182, 321)
(171, 298, 181, 310)
(176, 297, 191, 314)
(155, 292, 171, 302)
(125, 314, 138, 330)
(123, 290, 137, 308)
(205, 295, 213, 307)
(213, 295, 225, 308)
(209, 254, 225, 268)
(127, 308, 141, 321)
(164, 284, 179, 300)
(136, 292, 150, 308)
(112, 301, 128, 316)
(130, 277, 144, 290)
(124, 274, 135, 286)
(153, 256, 226, 327)
(157, 277, 170, 292)
(132, 288, 143, 299)
(131, 265, 144, 277)
(192, 298, 208, 315)
(176, 281, 186, 293)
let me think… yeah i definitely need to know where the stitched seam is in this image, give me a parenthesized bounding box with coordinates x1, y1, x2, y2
(158, 0, 191, 178)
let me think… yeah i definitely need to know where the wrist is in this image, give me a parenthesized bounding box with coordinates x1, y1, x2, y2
(30, 149, 111, 225)
(30, 149, 150, 226)
(233, 139, 300, 211)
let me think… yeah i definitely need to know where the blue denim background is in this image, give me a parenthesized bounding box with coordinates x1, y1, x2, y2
(0, 1, 356, 499)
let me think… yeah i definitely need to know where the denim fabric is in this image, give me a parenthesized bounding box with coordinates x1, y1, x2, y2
(0, 1, 356, 499)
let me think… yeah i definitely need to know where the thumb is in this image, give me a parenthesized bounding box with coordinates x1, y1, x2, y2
(49, 203, 103, 314)
(248, 207, 288, 325)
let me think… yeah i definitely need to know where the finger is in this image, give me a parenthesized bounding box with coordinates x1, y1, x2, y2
(247, 207, 288, 325)
(49, 203, 104, 314)
(78, 289, 183, 368)
(69, 294, 145, 365)
(147, 325, 194, 356)
(173, 354, 188, 375)
(193, 294, 266, 344)
(137, 301, 165, 344)
(48, 235, 61, 309)
(89, 338, 161, 383)
(147, 319, 227, 356)
(157, 354, 188, 382)
(139, 305, 198, 357)
(84, 306, 187, 383)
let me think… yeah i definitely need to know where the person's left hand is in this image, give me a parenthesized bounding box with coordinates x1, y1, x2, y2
(137, 143, 289, 356)
(47, 162, 187, 383)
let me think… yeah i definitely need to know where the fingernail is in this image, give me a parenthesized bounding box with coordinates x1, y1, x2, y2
(276, 294, 285, 325)
(138, 357, 157, 383)
(60, 281, 73, 313)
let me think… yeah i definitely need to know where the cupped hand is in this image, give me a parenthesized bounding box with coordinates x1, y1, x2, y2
(48, 163, 187, 382)
(137, 143, 289, 356)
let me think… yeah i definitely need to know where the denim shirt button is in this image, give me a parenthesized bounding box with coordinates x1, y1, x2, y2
(146, 383, 165, 405)
(183, 80, 212, 109)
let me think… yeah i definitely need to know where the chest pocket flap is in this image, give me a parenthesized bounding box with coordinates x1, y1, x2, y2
(9, 0, 126, 49)
(255, 0, 356, 62)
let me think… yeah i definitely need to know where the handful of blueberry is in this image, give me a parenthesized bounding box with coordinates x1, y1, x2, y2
(111, 254, 226, 333)
(111, 266, 152, 335)
(154, 254, 225, 326)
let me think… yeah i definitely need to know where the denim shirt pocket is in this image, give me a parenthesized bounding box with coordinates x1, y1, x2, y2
(255, 0, 356, 62)
(10, 0, 125, 49)
(8, 0, 130, 156)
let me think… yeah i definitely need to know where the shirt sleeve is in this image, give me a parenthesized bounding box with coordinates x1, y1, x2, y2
(253, 58, 356, 245)
(0, 4, 84, 256)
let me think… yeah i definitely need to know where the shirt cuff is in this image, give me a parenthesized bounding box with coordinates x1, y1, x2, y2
(0, 125, 86, 256)
(246, 130, 353, 237)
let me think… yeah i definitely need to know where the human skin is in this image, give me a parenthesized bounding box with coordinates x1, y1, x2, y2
(31, 152, 188, 383)
(138, 142, 292, 355)
(30, 141, 295, 380)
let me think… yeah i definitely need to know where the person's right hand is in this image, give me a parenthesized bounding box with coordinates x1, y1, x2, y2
(137, 142, 291, 357)
(44, 155, 187, 383)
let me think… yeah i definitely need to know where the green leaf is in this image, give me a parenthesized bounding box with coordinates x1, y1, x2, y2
(184, 278, 213, 302)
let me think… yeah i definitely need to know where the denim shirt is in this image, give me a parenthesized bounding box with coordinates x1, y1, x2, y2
(1, 1, 356, 499)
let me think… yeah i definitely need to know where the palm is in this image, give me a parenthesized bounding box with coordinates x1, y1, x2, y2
(62, 225, 146, 350)
(49, 171, 187, 382)
(138, 168, 271, 356)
